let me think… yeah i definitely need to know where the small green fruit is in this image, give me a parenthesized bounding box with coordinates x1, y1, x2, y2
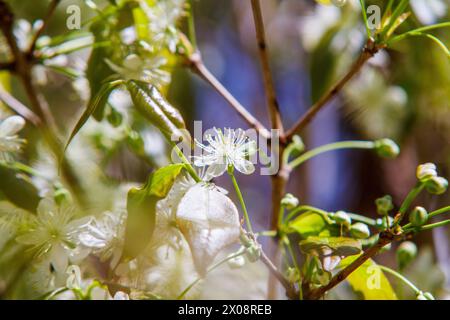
(425, 176, 448, 195)
(333, 211, 351, 227)
(409, 206, 428, 227)
(375, 195, 394, 215)
(281, 193, 299, 210)
(416, 163, 437, 182)
(397, 241, 417, 270)
(350, 223, 370, 239)
(374, 139, 400, 158)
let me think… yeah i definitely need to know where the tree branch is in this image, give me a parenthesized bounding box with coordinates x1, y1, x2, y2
(187, 52, 270, 138)
(285, 39, 382, 139)
(250, 0, 284, 136)
(0, 83, 42, 125)
(0, 0, 86, 206)
(27, 0, 61, 55)
(303, 231, 403, 300)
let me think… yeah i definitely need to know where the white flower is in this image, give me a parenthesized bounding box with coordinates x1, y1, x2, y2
(78, 211, 126, 267)
(16, 198, 91, 273)
(143, 0, 186, 52)
(0, 115, 26, 160)
(106, 54, 170, 87)
(194, 128, 257, 178)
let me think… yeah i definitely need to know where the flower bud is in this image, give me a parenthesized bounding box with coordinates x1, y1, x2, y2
(286, 267, 300, 284)
(0, 115, 26, 136)
(423, 292, 435, 300)
(424, 176, 448, 195)
(416, 292, 427, 300)
(227, 254, 245, 269)
(281, 193, 299, 210)
(375, 216, 394, 230)
(396, 241, 417, 270)
(408, 206, 428, 227)
(291, 135, 305, 153)
(416, 163, 437, 182)
(375, 195, 394, 215)
(54, 187, 71, 205)
(333, 211, 351, 227)
(107, 107, 123, 128)
(350, 223, 371, 239)
(374, 139, 400, 158)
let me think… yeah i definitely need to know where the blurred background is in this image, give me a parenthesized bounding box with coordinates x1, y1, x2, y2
(1, 0, 449, 299)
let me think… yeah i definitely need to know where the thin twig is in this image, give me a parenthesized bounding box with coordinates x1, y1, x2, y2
(0, 84, 42, 125)
(250, 0, 284, 135)
(27, 0, 61, 55)
(304, 231, 402, 300)
(188, 52, 270, 138)
(285, 39, 381, 139)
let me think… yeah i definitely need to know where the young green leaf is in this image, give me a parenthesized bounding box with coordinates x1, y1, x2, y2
(126, 80, 185, 140)
(64, 81, 121, 152)
(122, 164, 185, 260)
(300, 236, 362, 256)
(287, 212, 329, 238)
(86, 20, 118, 121)
(0, 164, 41, 213)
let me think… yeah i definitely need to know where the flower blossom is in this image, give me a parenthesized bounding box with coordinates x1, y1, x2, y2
(193, 128, 257, 178)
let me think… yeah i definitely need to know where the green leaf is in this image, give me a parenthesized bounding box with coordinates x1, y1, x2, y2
(126, 80, 186, 140)
(0, 164, 41, 213)
(340, 256, 398, 300)
(64, 81, 121, 152)
(122, 163, 185, 260)
(300, 236, 362, 257)
(287, 211, 330, 238)
(86, 20, 119, 121)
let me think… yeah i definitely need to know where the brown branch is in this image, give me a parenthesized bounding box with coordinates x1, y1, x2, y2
(285, 39, 382, 139)
(303, 231, 403, 300)
(0, 60, 14, 71)
(187, 52, 270, 139)
(0, 83, 42, 125)
(250, 0, 284, 136)
(0, 0, 86, 206)
(27, 0, 61, 55)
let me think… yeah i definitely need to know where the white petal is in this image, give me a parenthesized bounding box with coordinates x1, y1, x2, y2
(205, 162, 227, 178)
(0, 116, 25, 137)
(176, 184, 240, 275)
(233, 159, 255, 175)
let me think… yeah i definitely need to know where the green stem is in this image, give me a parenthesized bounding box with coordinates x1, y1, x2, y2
(405, 219, 450, 233)
(288, 141, 375, 169)
(257, 230, 277, 237)
(402, 206, 450, 229)
(395, 183, 425, 226)
(177, 250, 245, 299)
(284, 205, 333, 224)
(173, 145, 201, 182)
(187, 0, 197, 50)
(228, 170, 254, 234)
(359, 0, 371, 38)
(347, 213, 377, 227)
(389, 22, 450, 44)
(378, 265, 421, 295)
